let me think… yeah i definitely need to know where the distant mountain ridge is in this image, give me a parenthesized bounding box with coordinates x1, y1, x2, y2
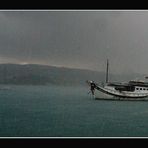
(0, 64, 145, 86)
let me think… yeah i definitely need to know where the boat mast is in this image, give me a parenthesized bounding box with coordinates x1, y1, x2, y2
(106, 59, 109, 83)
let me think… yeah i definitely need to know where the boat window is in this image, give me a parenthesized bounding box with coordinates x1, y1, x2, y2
(140, 88, 142, 90)
(136, 88, 139, 90)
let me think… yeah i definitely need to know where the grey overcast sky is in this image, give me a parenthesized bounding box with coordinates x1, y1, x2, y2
(1, 10, 148, 74)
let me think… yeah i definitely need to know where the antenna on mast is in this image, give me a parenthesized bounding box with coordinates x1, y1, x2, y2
(106, 59, 109, 83)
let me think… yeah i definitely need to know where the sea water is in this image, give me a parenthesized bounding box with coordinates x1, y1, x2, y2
(0, 84, 148, 137)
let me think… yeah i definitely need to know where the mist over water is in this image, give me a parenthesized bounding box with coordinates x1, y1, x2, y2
(1, 10, 148, 137)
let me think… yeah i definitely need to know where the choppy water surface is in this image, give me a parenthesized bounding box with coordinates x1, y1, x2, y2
(0, 84, 148, 137)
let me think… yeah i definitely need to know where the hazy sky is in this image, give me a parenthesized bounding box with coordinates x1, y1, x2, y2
(1, 10, 148, 74)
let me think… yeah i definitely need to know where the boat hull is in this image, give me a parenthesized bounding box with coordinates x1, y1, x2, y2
(93, 85, 148, 101)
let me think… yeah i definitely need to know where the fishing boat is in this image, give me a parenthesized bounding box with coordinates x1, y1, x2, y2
(86, 60, 148, 100)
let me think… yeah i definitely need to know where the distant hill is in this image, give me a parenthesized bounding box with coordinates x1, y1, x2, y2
(0, 64, 145, 86)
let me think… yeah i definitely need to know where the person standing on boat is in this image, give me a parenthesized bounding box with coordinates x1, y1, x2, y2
(90, 81, 96, 95)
